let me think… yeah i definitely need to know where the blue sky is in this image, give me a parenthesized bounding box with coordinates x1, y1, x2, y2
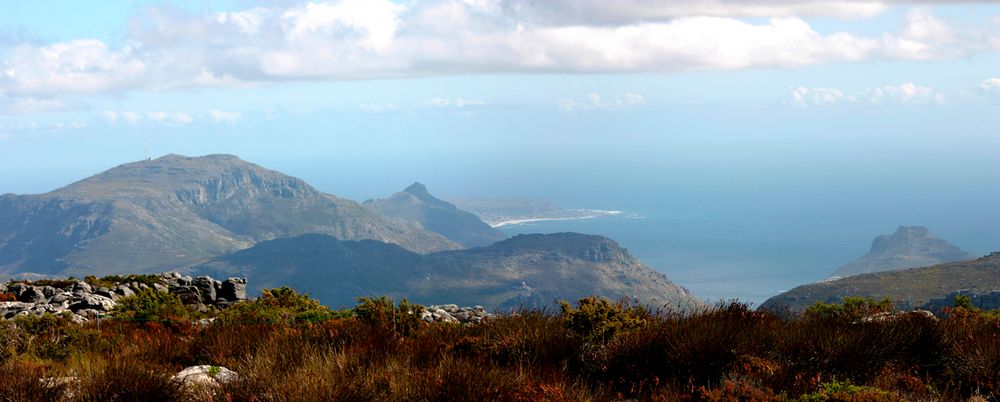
(0, 0, 998, 207)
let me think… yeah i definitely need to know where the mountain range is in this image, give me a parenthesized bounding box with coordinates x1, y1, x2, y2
(0, 154, 459, 276)
(0, 154, 700, 310)
(190, 232, 702, 311)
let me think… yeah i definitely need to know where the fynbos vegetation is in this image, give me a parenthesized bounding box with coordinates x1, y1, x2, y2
(0, 291, 998, 401)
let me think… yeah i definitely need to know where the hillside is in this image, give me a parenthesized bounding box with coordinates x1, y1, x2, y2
(364, 182, 507, 247)
(0, 154, 459, 276)
(828, 226, 972, 279)
(191, 232, 702, 311)
(760, 252, 1000, 313)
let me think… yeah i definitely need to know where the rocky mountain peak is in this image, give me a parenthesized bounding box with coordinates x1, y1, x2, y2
(870, 226, 933, 252)
(364, 183, 506, 248)
(828, 225, 973, 279)
(403, 182, 431, 199)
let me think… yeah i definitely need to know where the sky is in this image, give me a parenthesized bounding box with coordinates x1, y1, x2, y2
(0, 1, 998, 253)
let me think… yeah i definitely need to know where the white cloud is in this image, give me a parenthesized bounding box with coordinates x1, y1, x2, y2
(788, 82, 945, 107)
(507, 0, 890, 23)
(862, 82, 944, 104)
(788, 86, 854, 107)
(146, 111, 193, 125)
(425, 98, 488, 108)
(979, 77, 1000, 92)
(121, 111, 141, 124)
(0, 39, 145, 97)
(0, 1, 992, 112)
(100, 110, 118, 124)
(209, 109, 242, 124)
(559, 92, 645, 112)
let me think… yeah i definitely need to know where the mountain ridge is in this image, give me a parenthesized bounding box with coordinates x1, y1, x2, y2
(761, 252, 1000, 313)
(0, 154, 460, 276)
(191, 232, 702, 311)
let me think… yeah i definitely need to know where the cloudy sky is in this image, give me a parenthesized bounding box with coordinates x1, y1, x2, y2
(0, 0, 998, 206)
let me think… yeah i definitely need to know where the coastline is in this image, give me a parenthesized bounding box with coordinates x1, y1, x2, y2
(489, 210, 622, 228)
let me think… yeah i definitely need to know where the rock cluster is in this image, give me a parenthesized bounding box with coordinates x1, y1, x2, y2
(0, 273, 246, 321)
(420, 304, 491, 324)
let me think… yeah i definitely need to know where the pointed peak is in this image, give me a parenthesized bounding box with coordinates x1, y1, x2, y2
(404, 182, 429, 195)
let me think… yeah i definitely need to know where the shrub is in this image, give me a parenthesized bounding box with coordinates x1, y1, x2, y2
(354, 296, 424, 337)
(112, 288, 190, 323)
(804, 297, 894, 322)
(558, 296, 649, 341)
(798, 380, 897, 401)
(219, 286, 340, 325)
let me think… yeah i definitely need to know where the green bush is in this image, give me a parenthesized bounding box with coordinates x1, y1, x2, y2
(804, 296, 894, 322)
(798, 380, 896, 401)
(354, 296, 424, 337)
(112, 288, 190, 323)
(219, 287, 341, 325)
(559, 296, 649, 341)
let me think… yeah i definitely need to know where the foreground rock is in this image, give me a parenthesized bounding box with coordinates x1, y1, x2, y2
(420, 304, 491, 324)
(0, 273, 247, 321)
(172, 365, 239, 389)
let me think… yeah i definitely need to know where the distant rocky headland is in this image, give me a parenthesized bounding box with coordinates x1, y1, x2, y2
(448, 197, 622, 227)
(826, 226, 972, 280)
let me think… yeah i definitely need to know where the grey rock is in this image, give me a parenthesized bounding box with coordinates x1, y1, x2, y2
(0, 283, 6, 294)
(72, 281, 92, 293)
(41, 286, 58, 298)
(68, 294, 116, 312)
(95, 287, 116, 299)
(50, 292, 74, 304)
(18, 286, 47, 303)
(193, 276, 217, 305)
(153, 283, 168, 292)
(115, 285, 135, 298)
(172, 365, 239, 389)
(7, 283, 30, 297)
(170, 286, 203, 305)
(218, 278, 246, 302)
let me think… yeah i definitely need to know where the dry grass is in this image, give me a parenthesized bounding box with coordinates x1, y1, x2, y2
(1, 299, 999, 401)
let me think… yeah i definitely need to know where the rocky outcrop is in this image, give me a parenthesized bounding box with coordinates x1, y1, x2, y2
(0, 273, 247, 321)
(828, 226, 973, 279)
(420, 304, 491, 324)
(172, 365, 239, 390)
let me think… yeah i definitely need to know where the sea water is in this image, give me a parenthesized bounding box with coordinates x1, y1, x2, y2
(498, 209, 997, 307)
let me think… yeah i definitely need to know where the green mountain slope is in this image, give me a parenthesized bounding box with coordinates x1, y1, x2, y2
(191, 232, 703, 311)
(761, 252, 1000, 313)
(0, 154, 459, 276)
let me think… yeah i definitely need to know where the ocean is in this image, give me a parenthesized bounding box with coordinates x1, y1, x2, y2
(497, 209, 997, 307)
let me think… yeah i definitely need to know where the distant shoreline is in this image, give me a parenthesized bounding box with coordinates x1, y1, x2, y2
(489, 210, 622, 228)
